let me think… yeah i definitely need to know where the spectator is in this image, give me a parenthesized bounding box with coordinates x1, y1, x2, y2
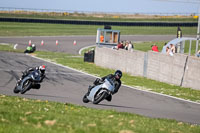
(151, 44, 159, 52)
(100, 33, 104, 43)
(170, 44, 176, 54)
(166, 46, 173, 56)
(161, 42, 167, 53)
(113, 40, 133, 51)
(117, 41, 124, 49)
(112, 41, 124, 50)
(124, 41, 129, 50)
(127, 41, 134, 51)
(196, 50, 200, 57)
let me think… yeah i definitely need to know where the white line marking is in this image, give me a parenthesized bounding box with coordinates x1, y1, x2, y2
(29, 55, 98, 78)
(0, 69, 90, 76)
(78, 45, 96, 55)
(28, 54, 200, 105)
(13, 44, 18, 49)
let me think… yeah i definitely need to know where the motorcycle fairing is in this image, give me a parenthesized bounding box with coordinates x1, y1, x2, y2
(87, 79, 115, 102)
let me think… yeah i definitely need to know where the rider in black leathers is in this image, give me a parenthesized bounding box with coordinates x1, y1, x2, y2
(17, 65, 46, 85)
(88, 70, 122, 101)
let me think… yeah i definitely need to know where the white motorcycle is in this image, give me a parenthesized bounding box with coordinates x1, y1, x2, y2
(82, 78, 115, 104)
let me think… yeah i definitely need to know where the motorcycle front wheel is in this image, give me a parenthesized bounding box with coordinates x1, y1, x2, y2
(93, 90, 107, 104)
(82, 93, 89, 103)
(13, 86, 20, 93)
(21, 80, 31, 94)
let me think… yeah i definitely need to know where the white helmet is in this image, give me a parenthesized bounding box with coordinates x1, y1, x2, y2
(32, 44, 35, 47)
(39, 65, 45, 74)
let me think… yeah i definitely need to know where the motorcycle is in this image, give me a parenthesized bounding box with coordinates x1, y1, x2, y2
(82, 78, 115, 104)
(14, 70, 42, 94)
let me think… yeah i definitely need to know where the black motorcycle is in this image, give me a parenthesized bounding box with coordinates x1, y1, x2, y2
(14, 70, 42, 94)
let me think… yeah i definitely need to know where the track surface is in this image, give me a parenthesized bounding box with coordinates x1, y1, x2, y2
(0, 35, 182, 54)
(0, 51, 200, 124)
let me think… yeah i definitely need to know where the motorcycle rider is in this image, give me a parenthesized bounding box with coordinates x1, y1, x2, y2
(17, 65, 46, 85)
(88, 70, 122, 101)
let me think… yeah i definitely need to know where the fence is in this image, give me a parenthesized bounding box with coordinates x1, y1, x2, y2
(95, 46, 200, 90)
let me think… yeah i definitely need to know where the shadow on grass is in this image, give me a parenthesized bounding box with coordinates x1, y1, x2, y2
(24, 93, 68, 99)
(97, 103, 151, 111)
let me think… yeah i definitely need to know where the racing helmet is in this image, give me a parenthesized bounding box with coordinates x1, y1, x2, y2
(39, 65, 45, 74)
(114, 70, 122, 79)
(32, 44, 35, 47)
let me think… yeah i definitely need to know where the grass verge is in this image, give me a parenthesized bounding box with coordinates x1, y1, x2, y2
(0, 94, 200, 133)
(0, 22, 197, 36)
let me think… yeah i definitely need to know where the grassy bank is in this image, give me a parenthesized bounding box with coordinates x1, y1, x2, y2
(0, 22, 197, 36)
(0, 94, 200, 133)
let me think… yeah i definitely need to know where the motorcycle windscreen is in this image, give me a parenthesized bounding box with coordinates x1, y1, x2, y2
(31, 71, 41, 81)
(102, 79, 115, 92)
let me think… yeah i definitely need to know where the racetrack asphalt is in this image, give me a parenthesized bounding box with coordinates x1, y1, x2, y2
(0, 51, 200, 124)
(0, 35, 181, 54)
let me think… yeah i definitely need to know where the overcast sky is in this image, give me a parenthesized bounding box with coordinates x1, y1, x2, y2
(0, 0, 200, 15)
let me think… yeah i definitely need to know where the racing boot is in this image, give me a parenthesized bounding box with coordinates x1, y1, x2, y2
(16, 78, 22, 86)
(105, 94, 112, 102)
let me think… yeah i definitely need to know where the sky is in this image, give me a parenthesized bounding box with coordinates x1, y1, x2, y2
(0, 0, 200, 15)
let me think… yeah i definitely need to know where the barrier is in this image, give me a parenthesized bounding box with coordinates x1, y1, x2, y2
(84, 50, 95, 63)
(146, 51, 187, 86)
(95, 46, 200, 90)
(0, 17, 197, 27)
(182, 56, 200, 90)
(95, 46, 145, 77)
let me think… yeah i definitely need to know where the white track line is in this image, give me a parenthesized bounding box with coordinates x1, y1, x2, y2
(28, 54, 200, 105)
(78, 45, 96, 55)
(30, 55, 98, 78)
(0, 69, 91, 76)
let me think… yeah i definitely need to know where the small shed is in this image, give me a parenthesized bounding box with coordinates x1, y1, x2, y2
(96, 28, 120, 45)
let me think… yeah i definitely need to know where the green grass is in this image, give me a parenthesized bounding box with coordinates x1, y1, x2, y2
(0, 94, 200, 133)
(134, 41, 165, 52)
(0, 22, 197, 36)
(0, 44, 24, 52)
